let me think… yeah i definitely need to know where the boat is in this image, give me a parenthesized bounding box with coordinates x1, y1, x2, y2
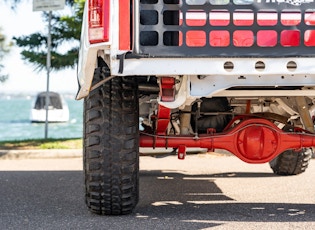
(30, 91, 69, 123)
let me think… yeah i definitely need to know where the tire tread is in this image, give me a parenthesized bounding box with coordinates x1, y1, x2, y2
(270, 148, 312, 175)
(83, 67, 139, 215)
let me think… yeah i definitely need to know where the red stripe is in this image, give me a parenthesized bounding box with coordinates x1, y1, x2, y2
(119, 0, 130, 50)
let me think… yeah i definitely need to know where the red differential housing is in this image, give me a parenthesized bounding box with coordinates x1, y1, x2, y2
(139, 118, 315, 163)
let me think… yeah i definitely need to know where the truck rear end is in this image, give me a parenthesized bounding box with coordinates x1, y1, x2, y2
(78, 0, 315, 215)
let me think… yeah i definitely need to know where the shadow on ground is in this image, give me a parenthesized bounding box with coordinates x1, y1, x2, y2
(0, 170, 313, 229)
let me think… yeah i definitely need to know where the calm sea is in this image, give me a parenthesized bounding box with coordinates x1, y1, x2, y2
(0, 94, 83, 141)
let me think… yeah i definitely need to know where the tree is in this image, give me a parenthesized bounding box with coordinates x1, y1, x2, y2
(0, 29, 11, 83)
(13, 0, 83, 72)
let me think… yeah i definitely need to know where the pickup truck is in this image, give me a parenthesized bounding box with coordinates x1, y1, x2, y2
(77, 0, 315, 215)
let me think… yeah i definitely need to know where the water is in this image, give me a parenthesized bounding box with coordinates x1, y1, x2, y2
(0, 95, 83, 141)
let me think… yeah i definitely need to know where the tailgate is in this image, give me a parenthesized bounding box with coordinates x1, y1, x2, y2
(136, 0, 315, 57)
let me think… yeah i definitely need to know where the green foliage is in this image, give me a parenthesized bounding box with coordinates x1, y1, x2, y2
(0, 29, 11, 83)
(0, 138, 82, 150)
(13, 0, 85, 72)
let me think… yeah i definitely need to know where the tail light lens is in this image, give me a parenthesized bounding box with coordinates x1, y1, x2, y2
(88, 0, 110, 44)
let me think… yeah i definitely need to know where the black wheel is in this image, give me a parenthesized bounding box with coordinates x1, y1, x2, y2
(269, 125, 312, 176)
(83, 67, 139, 215)
(269, 148, 312, 175)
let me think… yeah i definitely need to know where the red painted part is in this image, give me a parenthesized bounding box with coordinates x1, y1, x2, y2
(161, 77, 175, 86)
(179, 11, 315, 47)
(155, 105, 171, 135)
(140, 118, 315, 164)
(119, 0, 130, 50)
(245, 100, 251, 114)
(88, 0, 110, 44)
(178, 145, 186, 160)
(160, 77, 176, 102)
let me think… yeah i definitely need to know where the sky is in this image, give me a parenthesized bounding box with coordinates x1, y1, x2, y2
(0, 1, 79, 96)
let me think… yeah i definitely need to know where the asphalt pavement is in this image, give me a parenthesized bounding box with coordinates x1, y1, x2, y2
(0, 150, 314, 230)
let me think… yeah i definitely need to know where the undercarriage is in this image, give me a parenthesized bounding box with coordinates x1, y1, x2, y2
(139, 88, 315, 163)
(79, 0, 315, 215)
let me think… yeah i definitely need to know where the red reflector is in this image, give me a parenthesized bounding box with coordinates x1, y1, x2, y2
(88, 0, 110, 44)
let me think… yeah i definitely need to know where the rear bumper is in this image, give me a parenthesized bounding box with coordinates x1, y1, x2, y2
(77, 0, 315, 100)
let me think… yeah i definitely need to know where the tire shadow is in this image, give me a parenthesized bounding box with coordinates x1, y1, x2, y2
(0, 170, 314, 230)
(136, 170, 315, 224)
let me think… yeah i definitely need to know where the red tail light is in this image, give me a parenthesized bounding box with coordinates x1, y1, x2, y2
(88, 0, 110, 44)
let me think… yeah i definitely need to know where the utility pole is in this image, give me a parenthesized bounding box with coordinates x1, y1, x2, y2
(33, 0, 65, 139)
(44, 11, 52, 139)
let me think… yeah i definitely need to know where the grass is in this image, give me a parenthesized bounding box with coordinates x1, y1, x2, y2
(0, 138, 82, 150)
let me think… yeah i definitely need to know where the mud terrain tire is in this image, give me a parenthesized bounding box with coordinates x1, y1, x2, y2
(269, 148, 312, 175)
(83, 67, 139, 215)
